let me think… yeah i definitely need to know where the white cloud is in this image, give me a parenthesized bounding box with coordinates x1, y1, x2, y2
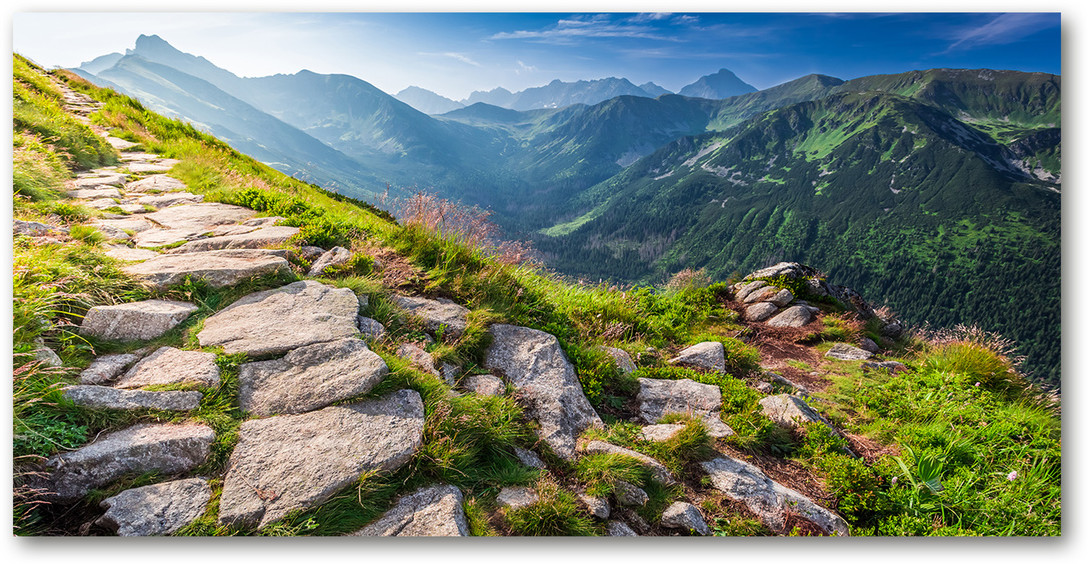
(490, 15, 680, 44)
(943, 13, 1058, 53)
(419, 51, 482, 67)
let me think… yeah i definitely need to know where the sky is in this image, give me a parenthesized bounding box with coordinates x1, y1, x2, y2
(10, 8, 1062, 101)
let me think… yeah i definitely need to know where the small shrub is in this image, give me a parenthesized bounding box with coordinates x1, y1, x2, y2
(505, 478, 597, 536)
(574, 453, 651, 497)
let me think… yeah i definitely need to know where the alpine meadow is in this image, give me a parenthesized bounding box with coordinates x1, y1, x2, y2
(11, 12, 1061, 540)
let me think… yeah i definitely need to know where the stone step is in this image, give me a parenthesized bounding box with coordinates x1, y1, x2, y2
(79, 299, 198, 342)
(122, 248, 291, 290)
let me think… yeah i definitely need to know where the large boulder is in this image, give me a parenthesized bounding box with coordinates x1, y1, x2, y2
(636, 378, 734, 437)
(350, 484, 468, 537)
(198, 281, 361, 356)
(79, 299, 198, 342)
(667, 341, 725, 374)
(700, 455, 849, 536)
(46, 423, 215, 501)
(96, 478, 211, 536)
(113, 347, 220, 389)
(745, 302, 779, 322)
(122, 249, 291, 290)
(218, 389, 424, 529)
(62, 386, 202, 411)
(393, 295, 470, 340)
(238, 338, 387, 416)
(484, 324, 602, 459)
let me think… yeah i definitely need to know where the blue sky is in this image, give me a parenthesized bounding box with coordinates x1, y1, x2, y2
(12, 10, 1061, 100)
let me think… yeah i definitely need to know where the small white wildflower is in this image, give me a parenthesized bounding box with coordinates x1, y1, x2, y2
(975, 382, 981, 387)
(1007, 471, 1018, 481)
(890, 476, 898, 485)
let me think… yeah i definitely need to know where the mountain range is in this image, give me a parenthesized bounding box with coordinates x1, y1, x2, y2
(66, 34, 1061, 387)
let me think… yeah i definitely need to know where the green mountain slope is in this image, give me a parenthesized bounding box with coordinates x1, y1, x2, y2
(538, 91, 1061, 387)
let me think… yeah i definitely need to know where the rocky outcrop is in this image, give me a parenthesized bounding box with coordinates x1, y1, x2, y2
(113, 347, 220, 389)
(46, 423, 215, 501)
(62, 386, 202, 411)
(614, 481, 648, 507)
(218, 390, 424, 529)
(97, 478, 211, 536)
(484, 324, 602, 459)
(122, 248, 291, 290)
(745, 302, 779, 322)
(238, 338, 388, 416)
(700, 455, 849, 536)
(661, 501, 710, 535)
(667, 341, 725, 374)
(198, 281, 361, 356)
(743, 262, 874, 319)
(350, 484, 468, 537)
(79, 299, 198, 342)
(393, 295, 470, 339)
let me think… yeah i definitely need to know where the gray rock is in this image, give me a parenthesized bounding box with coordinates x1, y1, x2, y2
(396, 343, 440, 378)
(638, 424, 685, 442)
(439, 363, 461, 386)
(127, 162, 174, 173)
(754, 381, 774, 394)
(743, 285, 780, 304)
(661, 501, 710, 535)
(141, 202, 256, 232)
(770, 373, 809, 396)
(613, 480, 648, 507)
(79, 299, 198, 342)
(606, 520, 638, 536)
(97, 478, 211, 536)
(93, 216, 154, 234)
(859, 337, 881, 353)
(119, 152, 162, 162)
(103, 246, 159, 262)
(84, 198, 122, 210)
(744, 262, 875, 319)
(299, 246, 326, 261)
(582, 440, 675, 485)
(513, 446, 546, 469)
(356, 316, 386, 341)
(46, 423, 214, 502)
(239, 338, 387, 417)
(350, 484, 468, 536)
(67, 187, 122, 199)
(198, 281, 359, 356)
(579, 492, 610, 519)
(768, 288, 794, 308)
(114, 347, 220, 389)
(496, 486, 538, 510)
(667, 341, 726, 374)
(637, 378, 734, 438)
(766, 305, 815, 328)
(73, 170, 128, 186)
(171, 226, 300, 254)
(80, 353, 143, 385)
(125, 175, 187, 193)
(745, 302, 779, 322)
(881, 322, 904, 339)
(484, 324, 603, 460)
(33, 339, 63, 367)
(599, 346, 636, 375)
(394, 295, 470, 340)
(218, 389, 424, 529)
(825, 343, 873, 361)
(14, 219, 67, 236)
(733, 280, 767, 302)
(463, 374, 505, 397)
(123, 249, 290, 290)
(104, 137, 138, 150)
(700, 456, 849, 535)
(862, 360, 908, 373)
(133, 192, 204, 209)
(758, 394, 834, 431)
(62, 386, 202, 411)
(308, 246, 353, 276)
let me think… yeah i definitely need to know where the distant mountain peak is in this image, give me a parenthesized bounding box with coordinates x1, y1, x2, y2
(394, 86, 464, 115)
(679, 68, 758, 99)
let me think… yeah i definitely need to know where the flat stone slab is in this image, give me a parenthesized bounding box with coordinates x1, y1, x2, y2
(766, 305, 816, 328)
(198, 280, 361, 356)
(733, 280, 767, 301)
(80, 352, 144, 385)
(123, 248, 291, 290)
(125, 175, 187, 193)
(218, 389, 424, 529)
(134, 192, 204, 209)
(103, 245, 160, 262)
(114, 347, 220, 389)
(825, 343, 873, 361)
(67, 187, 122, 199)
(350, 484, 468, 537)
(484, 324, 602, 459)
(97, 478, 211, 536)
(394, 295, 470, 340)
(239, 338, 387, 416)
(582, 440, 674, 485)
(94, 216, 155, 234)
(127, 162, 174, 173)
(80, 299, 198, 342)
(496, 486, 539, 510)
(142, 203, 256, 231)
(120, 152, 162, 162)
(84, 198, 121, 210)
(667, 341, 726, 374)
(462, 374, 505, 396)
(46, 423, 215, 502)
(700, 456, 849, 536)
(106, 137, 139, 150)
(638, 424, 685, 442)
(758, 394, 834, 431)
(69, 172, 128, 188)
(171, 225, 299, 253)
(62, 385, 202, 411)
(637, 378, 734, 438)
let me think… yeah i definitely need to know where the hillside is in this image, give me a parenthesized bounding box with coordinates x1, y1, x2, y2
(12, 55, 1060, 538)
